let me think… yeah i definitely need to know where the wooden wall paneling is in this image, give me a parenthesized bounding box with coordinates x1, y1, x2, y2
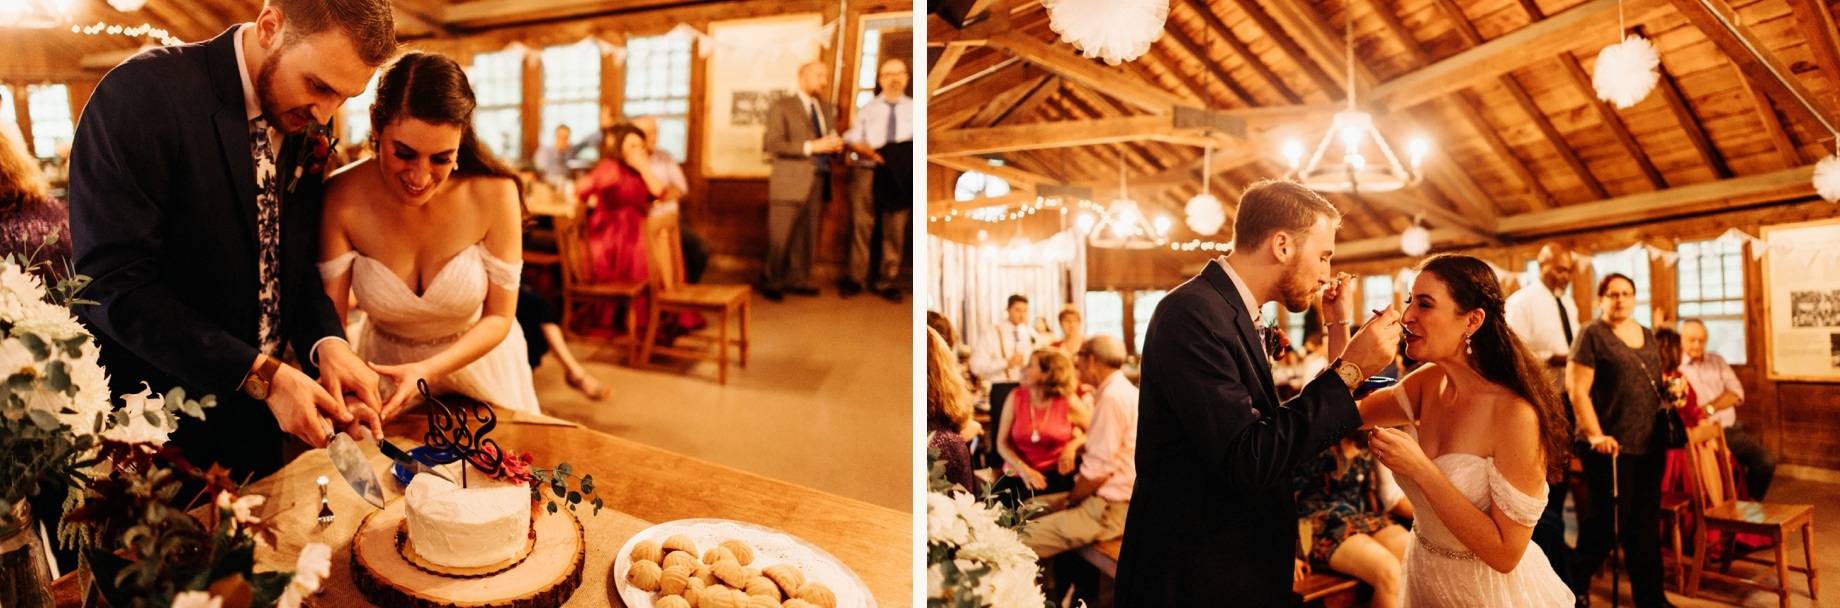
(64, 80, 96, 126)
(9, 84, 31, 157)
(1183, 0, 1304, 104)
(1555, 52, 1668, 189)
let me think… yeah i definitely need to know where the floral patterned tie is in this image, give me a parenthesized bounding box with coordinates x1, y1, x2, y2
(250, 117, 282, 355)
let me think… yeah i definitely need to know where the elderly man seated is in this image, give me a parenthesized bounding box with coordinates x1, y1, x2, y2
(1022, 334, 1138, 558)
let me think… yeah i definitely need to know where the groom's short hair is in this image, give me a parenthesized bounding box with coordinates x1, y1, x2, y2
(270, 0, 397, 66)
(1234, 180, 1340, 250)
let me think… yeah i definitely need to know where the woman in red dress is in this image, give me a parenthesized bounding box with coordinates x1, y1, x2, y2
(572, 123, 665, 337)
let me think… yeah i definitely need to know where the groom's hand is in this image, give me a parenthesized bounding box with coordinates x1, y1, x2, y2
(318, 344, 384, 439)
(265, 365, 348, 448)
(1342, 306, 1403, 377)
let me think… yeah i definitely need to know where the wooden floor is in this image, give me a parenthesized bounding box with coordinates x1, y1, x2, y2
(529, 267, 913, 513)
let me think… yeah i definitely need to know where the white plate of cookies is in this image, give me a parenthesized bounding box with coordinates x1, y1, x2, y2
(614, 518, 874, 608)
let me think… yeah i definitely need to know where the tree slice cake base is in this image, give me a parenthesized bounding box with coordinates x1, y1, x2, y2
(352, 499, 584, 608)
(395, 520, 537, 578)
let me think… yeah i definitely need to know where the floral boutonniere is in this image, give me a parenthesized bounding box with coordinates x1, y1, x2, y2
(287, 121, 338, 194)
(1263, 323, 1291, 361)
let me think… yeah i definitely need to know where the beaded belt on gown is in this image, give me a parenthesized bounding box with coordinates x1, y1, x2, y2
(370, 324, 470, 348)
(1414, 528, 1478, 561)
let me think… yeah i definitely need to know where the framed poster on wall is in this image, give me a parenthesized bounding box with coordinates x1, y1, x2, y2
(702, 14, 823, 178)
(1761, 216, 1840, 381)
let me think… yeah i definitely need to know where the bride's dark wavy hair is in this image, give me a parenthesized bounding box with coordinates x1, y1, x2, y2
(1418, 254, 1571, 483)
(370, 51, 521, 195)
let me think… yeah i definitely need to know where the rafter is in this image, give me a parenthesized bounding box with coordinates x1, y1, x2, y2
(928, 156, 1057, 187)
(1362, 0, 1431, 66)
(1650, 51, 1731, 179)
(930, 117, 1189, 157)
(1259, 0, 1383, 93)
(930, 61, 1045, 127)
(1733, 62, 1806, 168)
(1499, 71, 1609, 199)
(1428, 0, 1485, 44)
(1556, 52, 1666, 190)
(1223, 0, 1344, 96)
(1495, 165, 1816, 237)
(929, 44, 971, 93)
(985, 31, 1189, 114)
(1441, 94, 1554, 210)
(1162, 15, 1258, 107)
(1787, 0, 1840, 113)
(1363, 190, 1500, 243)
(441, 0, 692, 29)
(1180, 0, 1302, 104)
(1666, 0, 1836, 135)
(1130, 45, 1213, 108)
(962, 75, 1055, 128)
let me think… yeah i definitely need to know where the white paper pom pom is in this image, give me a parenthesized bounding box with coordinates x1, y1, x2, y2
(1815, 153, 1840, 202)
(1184, 194, 1226, 236)
(1400, 225, 1431, 256)
(1040, 0, 1170, 65)
(1593, 35, 1660, 109)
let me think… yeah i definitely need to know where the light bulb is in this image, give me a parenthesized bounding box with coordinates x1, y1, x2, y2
(1408, 137, 1430, 167)
(1347, 153, 1366, 171)
(1075, 213, 1096, 234)
(1282, 141, 1305, 170)
(1110, 219, 1131, 238)
(1154, 216, 1172, 235)
(976, 229, 989, 242)
(1341, 125, 1364, 151)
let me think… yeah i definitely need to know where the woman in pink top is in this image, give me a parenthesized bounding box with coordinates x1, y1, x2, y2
(994, 348, 1091, 505)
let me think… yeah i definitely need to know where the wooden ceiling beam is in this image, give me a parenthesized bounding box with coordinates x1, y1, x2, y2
(1428, 0, 1486, 44)
(1371, 0, 1670, 109)
(929, 44, 971, 93)
(929, 61, 1045, 126)
(1130, 45, 1213, 108)
(1162, 9, 1259, 107)
(1515, 0, 1546, 20)
(1224, 0, 1344, 96)
(1787, 0, 1840, 112)
(929, 116, 1187, 157)
(1260, 0, 1382, 92)
(1364, 190, 1501, 244)
(1648, 49, 1731, 179)
(1442, 94, 1554, 210)
(441, 0, 699, 30)
(1362, 0, 1431, 66)
(962, 75, 1055, 128)
(1733, 62, 1806, 168)
(1054, 88, 1174, 175)
(1494, 164, 1816, 237)
(1337, 228, 1483, 259)
(1499, 71, 1610, 199)
(986, 30, 1189, 114)
(928, 191, 1040, 214)
(1180, 0, 1301, 104)
(928, 155, 1059, 187)
(1665, 0, 1836, 135)
(1556, 52, 1666, 190)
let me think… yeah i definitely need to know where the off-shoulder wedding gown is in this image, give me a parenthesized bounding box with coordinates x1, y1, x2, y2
(320, 242, 540, 414)
(1391, 390, 1573, 607)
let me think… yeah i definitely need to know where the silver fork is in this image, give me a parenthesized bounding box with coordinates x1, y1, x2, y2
(317, 475, 335, 524)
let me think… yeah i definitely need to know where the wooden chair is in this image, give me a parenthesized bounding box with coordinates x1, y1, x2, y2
(1683, 423, 1818, 608)
(634, 209, 750, 383)
(553, 211, 647, 359)
(1659, 490, 1692, 593)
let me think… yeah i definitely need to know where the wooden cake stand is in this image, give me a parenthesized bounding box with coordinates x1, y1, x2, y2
(351, 499, 585, 608)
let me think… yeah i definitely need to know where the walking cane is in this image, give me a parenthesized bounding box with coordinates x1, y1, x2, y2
(1610, 452, 1621, 608)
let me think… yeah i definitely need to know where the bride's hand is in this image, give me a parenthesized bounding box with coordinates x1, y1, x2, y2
(368, 361, 433, 420)
(1368, 427, 1433, 480)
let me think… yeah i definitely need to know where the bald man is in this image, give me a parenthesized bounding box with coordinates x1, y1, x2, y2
(1502, 241, 1584, 597)
(1024, 334, 1139, 560)
(632, 115, 709, 283)
(760, 61, 843, 301)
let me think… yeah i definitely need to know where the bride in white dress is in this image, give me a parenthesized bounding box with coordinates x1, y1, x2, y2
(1350, 255, 1575, 607)
(318, 51, 539, 417)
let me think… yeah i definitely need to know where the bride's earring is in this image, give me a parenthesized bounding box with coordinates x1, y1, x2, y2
(1464, 333, 1473, 355)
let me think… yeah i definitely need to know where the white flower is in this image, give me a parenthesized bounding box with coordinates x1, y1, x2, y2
(12, 301, 86, 341)
(277, 583, 305, 608)
(169, 591, 222, 608)
(927, 493, 970, 546)
(100, 383, 172, 446)
(231, 495, 266, 526)
(294, 542, 332, 592)
(973, 563, 1046, 608)
(926, 564, 945, 599)
(215, 491, 235, 512)
(0, 263, 44, 308)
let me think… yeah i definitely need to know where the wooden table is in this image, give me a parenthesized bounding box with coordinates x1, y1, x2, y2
(52, 409, 911, 607)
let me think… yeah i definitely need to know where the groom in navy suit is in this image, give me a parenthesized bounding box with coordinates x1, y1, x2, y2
(1115, 181, 1403, 606)
(70, 0, 396, 481)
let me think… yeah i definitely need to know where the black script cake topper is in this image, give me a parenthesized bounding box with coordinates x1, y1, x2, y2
(417, 379, 503, 488)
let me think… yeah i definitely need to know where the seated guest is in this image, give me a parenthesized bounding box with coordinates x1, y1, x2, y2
(1051, 305, 1084, 359)
(515, 285, 611, 400)
(631, 116, 710, 284)
(532, 124, 595, 190)
(1294, 436, 1409, 608)
(927, 326, 978, 492)
(0, 124, 70, 282)
(571, 123, 664, 338)
(992, 348, 1091, 506)
(1021, 335, 1137, 559)
(1654, 326, 1703, 427)
(1679, 318, 1774, 498)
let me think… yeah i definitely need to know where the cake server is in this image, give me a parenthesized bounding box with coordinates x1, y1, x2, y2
(326, 431, 387, 509)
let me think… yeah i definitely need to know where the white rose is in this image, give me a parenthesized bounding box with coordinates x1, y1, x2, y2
(927, 493, 970, 546)
(293, 542, 332, 591)
(100, 383, 172, 446)
(169, 591, 222, 608)
(974, 563, 1046, 608)
(231, 495, 266, 526)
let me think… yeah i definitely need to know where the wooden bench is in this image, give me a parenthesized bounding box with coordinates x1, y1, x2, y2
(1077, 538, 1365, 607)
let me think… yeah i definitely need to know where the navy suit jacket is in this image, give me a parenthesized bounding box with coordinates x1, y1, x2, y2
(69, 27, 345, 480)
(1114, 260, 1363, 607)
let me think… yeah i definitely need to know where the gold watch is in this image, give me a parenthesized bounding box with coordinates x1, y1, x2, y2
(1330, 358, 1364, 391)
(240, 354, 282, 401)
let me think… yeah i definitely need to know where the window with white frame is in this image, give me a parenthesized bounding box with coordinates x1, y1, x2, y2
(1592, 248, 1652, 327)
(1134, 290, 1167, 354)
(470, 50, 524, 162)
(622, 35, 692, 163)
(1085, 291, 1124, 350)
(854, 28, 882, 110)
(1362, 274, 1394, 323)
(1678, 239, 1747, 364)
(541, 41, 601, 165)
(26, 84, 74, 159)
(340, 73, 379, 148)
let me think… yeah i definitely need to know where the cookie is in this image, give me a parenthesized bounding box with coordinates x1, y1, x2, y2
(794, 582, 835, 608)
(630, 539, 663, 565)
(627, 560, 663, 592)
(720, 539, 755, 566)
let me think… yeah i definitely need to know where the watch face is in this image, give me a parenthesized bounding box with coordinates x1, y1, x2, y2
(249, 380, 268, 401)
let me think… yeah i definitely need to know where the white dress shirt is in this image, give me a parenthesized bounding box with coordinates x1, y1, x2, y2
(842, 94, 913, 149)
(969, 320, 1041, 383)
(1680, 352, 1744, 428)
(647, 149, 688, 199)
(795, 91, 831, 157)
(1504, 280, 1580, 363)
(1218, 257, 1264, 328)
(1080, 370, 1139, 502)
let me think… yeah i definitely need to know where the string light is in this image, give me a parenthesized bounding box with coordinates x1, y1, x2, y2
(1168, 239, 1236, 252)
(68, 21, 181, 46)
(926, 194, 1082, 224)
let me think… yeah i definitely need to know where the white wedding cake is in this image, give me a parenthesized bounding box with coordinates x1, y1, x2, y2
(403, 471, 532, 568)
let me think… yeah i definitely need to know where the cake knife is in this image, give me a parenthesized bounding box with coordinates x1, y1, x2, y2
(378, 439, 457, 484)
(326, 431, 387, 509)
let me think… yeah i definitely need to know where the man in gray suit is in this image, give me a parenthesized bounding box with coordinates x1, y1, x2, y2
(760, 61, 843, 301)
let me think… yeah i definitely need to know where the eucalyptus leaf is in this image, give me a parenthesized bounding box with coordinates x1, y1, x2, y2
(18, 333, 48, 362)
(566, 490, 580, 504)
(546, 501, 558, 514)
(592, 496, 603, 515)
(26, 409, 59, 431)
(580, 474, 593, 494)
(556, 462, 572, 478)
(44, 360, 69, 393)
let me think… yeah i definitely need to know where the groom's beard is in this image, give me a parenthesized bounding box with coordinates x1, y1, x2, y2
(1278, 257, 1316, 313)
(254, 49, 310, 135)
